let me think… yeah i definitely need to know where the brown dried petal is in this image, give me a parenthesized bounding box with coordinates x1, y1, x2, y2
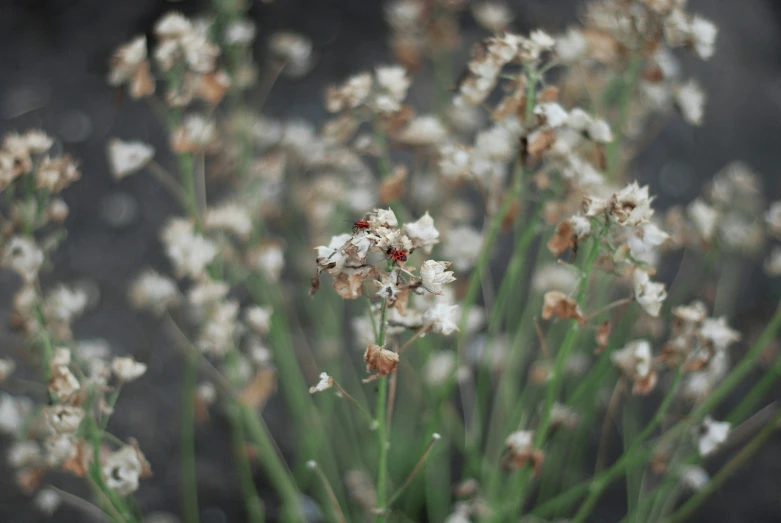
(128, 438, 153, 479)
(130, 61, 155, 99)
(333, 266, 375, 300)
(527, 128, 556, 158)
(547, 221, 575, 257)
(538, 85, 559, 102)
(238, 367, 277, 411)
(363, 344, 399, 380)
(632, 370, 658, 396)
(595, 320, 612, 354)
(502, 449, 546, 477)
(542, 291, 585, 324)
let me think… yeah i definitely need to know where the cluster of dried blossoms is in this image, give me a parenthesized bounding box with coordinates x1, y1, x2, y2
(0, 130, 151, 511)
(5, 0, 781, 521)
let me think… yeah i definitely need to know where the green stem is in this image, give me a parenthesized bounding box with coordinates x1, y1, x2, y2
(181, 351, 200, 523)
(242, 407, 305, 522)
(375, 293, 391, 522)
(227, 404, 265, 523)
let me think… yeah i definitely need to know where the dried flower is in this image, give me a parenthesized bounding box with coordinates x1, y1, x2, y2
(424, 303, 460, 336)
(633, 269, 667, 317)
(128, 270, 180, 316)
(542, 291, 585, 324)
(697, 416, 730, 456)
(3, 236, 43, 282)
(112, 357, 148, 382)
(364, 344, 400, 380)
(420, 260, 456, 295)
(107, 139, 154, 180)
(611, 339, 657, 395)
(309, 372, 334, 394)
(108, 35, 154, 99)
(45, 405, 85, 434)
(103, 445, 145, 496)
(503, 430, 545, 475)
(675, 80, 705, 126)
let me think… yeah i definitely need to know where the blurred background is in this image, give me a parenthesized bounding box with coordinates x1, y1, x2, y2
(1, 0, 781, 521)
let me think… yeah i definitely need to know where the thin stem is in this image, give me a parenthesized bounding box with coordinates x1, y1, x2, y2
(48, 486, 112, 522)
(242, 406, 305, 522)
(309, 462, 348, 523)
(595, 378, 625, 472)
(331, 378, 374, 425)
(181, 350, 200, 523)
(584, 296, 634, 322)
(388, 434, 442, 506)
(374, 294, 391, 522)
(398, 323, 432, 354)
(226, 404, 265, 523)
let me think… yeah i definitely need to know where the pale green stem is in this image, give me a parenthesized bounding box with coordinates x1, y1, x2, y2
(181, 350, 200, 523)
(375, 288, 391, 522)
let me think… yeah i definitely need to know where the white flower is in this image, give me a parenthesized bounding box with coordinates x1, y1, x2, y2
(765, 246, 781, 277)
(442, 226, 483, 272)
(587, 118, 613, 143)
(424, 303, 460, 336)
(420, 260, 456, 295)
(223, 19, 256, 46)
(128, 270, 180, 315)
(205, 202, 252, 240)
(633, 269, 667, 317)
(107, 139, 154, 180)
(0, 393, 33, 435)
(675, 80, 705, 126)
(369, 208, 398, 229)
(765, 201, 781, 237)
(309, 372, 333, 393)
(613, 182, 654, 226)
(688, 199, 719, 242)
(315, 233, 352, 276)
(700, 316, 740, 352)
(529, 30, 556, 50)
(398, 115, 448, 145)
(627, 222, 670, 264)
(43, 285, 88, 324)
(611, 339, 653, 380)
(245, 305, 273, 335)
(404, 212, 440, 254)
(691, 16, 718, 60)
(475, 125, 516, 161)
(103, 446, 143, 496)
(154, 12, 192, 39)
(45, 405, 85, 434)
(112, 356, 148, 382)
(697, 416, 730, 456)
(535, 102, 569, 128)
(679, 465, 709, 491)
(569, 215, 592, 238)
(531, 264, 578, 294)
(374, 65, 410, 113)
(268, 32, 313, 78)
(0, 358, 15, 382)
(555, 28, 587, 63)
(2, 236, 43, 282)
(438, 144, 472, 179)
(424, 351, 456, 386)
(161, 218, 219, 279)
(34, 489, 61, 516)
(472, 2, 513, 32)
(505, 430, 533, 453)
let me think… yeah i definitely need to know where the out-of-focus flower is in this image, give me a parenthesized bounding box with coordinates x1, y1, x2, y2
(397, 115, 448, 146)
(503, 430, 545, 475)
(205, 202, 252, 240)
(309, 372, 333, 394)
(697, 416, 730, 456)
(160, 219, 219, 279)
(3, 236, 43, 283)
(269, 32, 314, 78)
(103, 444, 149, 496)
(112, 357, 148, 382)
(675, 80, 705, 126)
(472, 2, 514, 32)
(128, 270, 180, 316)
(108, 36, 154, 98)
(611, 339, 657, 395)
(424, 303, 460, 336)
(542, 291, 585, 324)
(107, 139, 154, 180)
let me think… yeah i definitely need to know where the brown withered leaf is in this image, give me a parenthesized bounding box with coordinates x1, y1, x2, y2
(538, 85, 559, 103)
(238, 367, 277, 411)
(502, 448, 546, 477)
(542, 291, 585, 324)
(61, 439, 90, 478)
(527, 128, 556, 158)
(128, 438, 154, 479)
(595, 320, 612, 354)
(547, 221, 576, 257)
(379, 165, 407, 204)
(363, 344, 399, 382)
(333, 266, 375, 300)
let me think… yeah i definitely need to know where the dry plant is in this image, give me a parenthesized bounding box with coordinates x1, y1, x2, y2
(2, 0, 781, 522)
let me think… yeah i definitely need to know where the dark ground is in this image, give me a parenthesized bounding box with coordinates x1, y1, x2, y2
(1, 0, 781, 521)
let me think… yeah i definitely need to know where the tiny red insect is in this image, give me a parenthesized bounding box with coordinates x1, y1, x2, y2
(387, 247, 408, 263)
(346, 219, 370, 233)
